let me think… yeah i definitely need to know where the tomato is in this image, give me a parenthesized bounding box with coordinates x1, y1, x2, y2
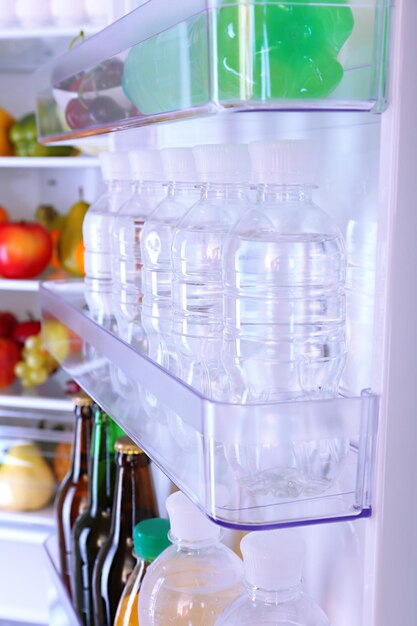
(0, 312, 18, 338)
(12, 320, 41, 346)
(0, 222, 52, 279)
(0, 338, 20, 388)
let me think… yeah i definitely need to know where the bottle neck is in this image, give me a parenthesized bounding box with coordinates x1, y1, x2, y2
(133, 180, 164, 195)
(245, 580, 302, 604)
(170, 533, 221, 552)
(167, 181, 200, 198)
(89, 412, 122, 515)
(201, 182, 247, 200)
(105, 179, 134, 194)
(256, 184, 313, 203)
(71, 405, 92, 480)
(109, 452, 157, 544)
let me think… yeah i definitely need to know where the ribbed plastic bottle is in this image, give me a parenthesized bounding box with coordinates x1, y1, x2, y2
(141, 147, 199, 375)
(111, 149, 166, 350)
(138, 491, 243, 626)
(171, 144, 250, 399)
(114, 518, 171, 626)
(222, 140, 347, 495)
(216, 529, 330, 626)
(83, 151, 133, 328)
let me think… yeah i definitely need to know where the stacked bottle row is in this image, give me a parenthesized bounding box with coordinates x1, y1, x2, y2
(55, 392, 333, 625)
(84, 142, 346, 403)
(83, 142, 347, 495)
(55, 392, 159, 626)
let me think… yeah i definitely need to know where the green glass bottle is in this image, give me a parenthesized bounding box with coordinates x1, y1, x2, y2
(72, 407, 124, 625)
(92, 437, 158, 626)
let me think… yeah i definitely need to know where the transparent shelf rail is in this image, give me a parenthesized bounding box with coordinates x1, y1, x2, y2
(35, 0, 391, 143)
(44, 534, 83, 626)
(40, 280, 378, 530)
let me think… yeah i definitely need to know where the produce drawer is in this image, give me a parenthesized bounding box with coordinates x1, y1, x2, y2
(35, 0, 391, 143)
(0, 405, 73, 516)
(40, 280, 378, 530)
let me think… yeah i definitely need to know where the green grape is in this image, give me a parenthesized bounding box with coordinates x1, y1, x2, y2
(28, 368, 48, 386)
(14, 361, 29, 378)
(25, 335, 42, 352)
(26, 353, 46, 369)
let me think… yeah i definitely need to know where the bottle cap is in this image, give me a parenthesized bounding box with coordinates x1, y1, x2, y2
(99, 151, 132, 181)
(241, 529, 305, 591)
(249, 140, 315, 185)
(133, 517, 171, 561)
(165, 491, 221, 543)
(193, 144, 250, 184)
(161, 147, 196, 183)
(72, 391, 93, 407)
(129, 149, 162, 181)
(114, 436, 144, 455)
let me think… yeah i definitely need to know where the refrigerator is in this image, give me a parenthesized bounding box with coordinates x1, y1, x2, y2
(2, 0, 417, 623)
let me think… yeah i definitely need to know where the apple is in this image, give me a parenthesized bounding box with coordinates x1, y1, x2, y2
(0, 222, 53, 279)
(0, 338, 19, 388)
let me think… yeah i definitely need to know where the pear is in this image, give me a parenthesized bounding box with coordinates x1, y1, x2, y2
(0, 441, 55, 511)
(59, 188, 89, 276)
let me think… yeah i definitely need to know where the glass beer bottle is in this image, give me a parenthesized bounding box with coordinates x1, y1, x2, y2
(56, 392, 93, 597)
(72, 406, 124, 625)
(92, 436, 158, 626)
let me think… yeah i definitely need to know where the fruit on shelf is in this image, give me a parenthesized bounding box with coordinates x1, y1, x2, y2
(0, 107, 14, 157)
(0, 206, 9, 225)
(0, 441, 55, 511)
(35, 204, 66, 271)
(9, 113, 75, 157)
(88, 95, 125, 124)
(12, 320, 42, 346)
(52, 441, 72, 483)
(65, 98, 91, 130)
(14, 334, 58, 388)
(0, 312, 18, 338)
(0, 337, 20, 388)
(58, 190, 89, 276)
(41, 320, 71, 363)
(0, 221, 53, 279)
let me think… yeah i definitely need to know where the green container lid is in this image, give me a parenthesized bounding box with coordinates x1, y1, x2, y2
(133, 518, 171, 562)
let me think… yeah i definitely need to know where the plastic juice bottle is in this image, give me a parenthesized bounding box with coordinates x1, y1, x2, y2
(216, 529, 330, 625)
(138, 491, 243, 625)
(114, 518, 171, 626)
(55, 392, 93, 598)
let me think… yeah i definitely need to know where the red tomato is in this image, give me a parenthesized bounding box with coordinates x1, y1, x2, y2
(0, 222, 52, 279)
(12, 320, 41, 346)
(0, 312, 18, 338)
(0, 338, 19, 388)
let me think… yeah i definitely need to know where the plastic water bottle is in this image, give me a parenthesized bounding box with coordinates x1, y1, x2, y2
(83, 151, 133, 328)
(141, 148, 199, 375)
(222, 140, 347, 495)
(138, 491, 243, 626)
(216, 529, 330, 626)
(171, 144, 250, 399)
(111, 149, 166, 351)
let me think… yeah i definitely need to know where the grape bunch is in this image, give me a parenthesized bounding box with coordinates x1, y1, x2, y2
(14, 335, 58, 388)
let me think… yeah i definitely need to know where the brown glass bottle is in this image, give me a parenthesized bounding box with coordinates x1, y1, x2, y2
(92, 436, 157, 626)
(56, 392, 93, 597)
(72, 407, 124, 626)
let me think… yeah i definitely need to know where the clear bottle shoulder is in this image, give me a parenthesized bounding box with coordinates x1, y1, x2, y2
(176, 196, 249, 233)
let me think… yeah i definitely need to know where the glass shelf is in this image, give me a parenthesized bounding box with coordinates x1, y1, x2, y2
(35, 0, 390, 143)
(0, 156, 100, 168)
(40, 280, 378, 530)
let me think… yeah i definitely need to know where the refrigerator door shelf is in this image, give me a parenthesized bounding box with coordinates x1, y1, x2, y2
(40, 279, 378, 530)
(34, 0, 391, 144)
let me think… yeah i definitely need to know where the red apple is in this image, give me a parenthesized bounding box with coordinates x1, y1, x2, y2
(0, 222, 53, 279)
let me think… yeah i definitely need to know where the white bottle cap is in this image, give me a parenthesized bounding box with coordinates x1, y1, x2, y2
(193, 144, 250, 184)
(130, 149, 162, 181)
(241, 529, 305, 591)
(249, 140, 315, 185)
(166, 491, 221, 543)
(161, 147, 196, 183)
(99, 151, 132, 181)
